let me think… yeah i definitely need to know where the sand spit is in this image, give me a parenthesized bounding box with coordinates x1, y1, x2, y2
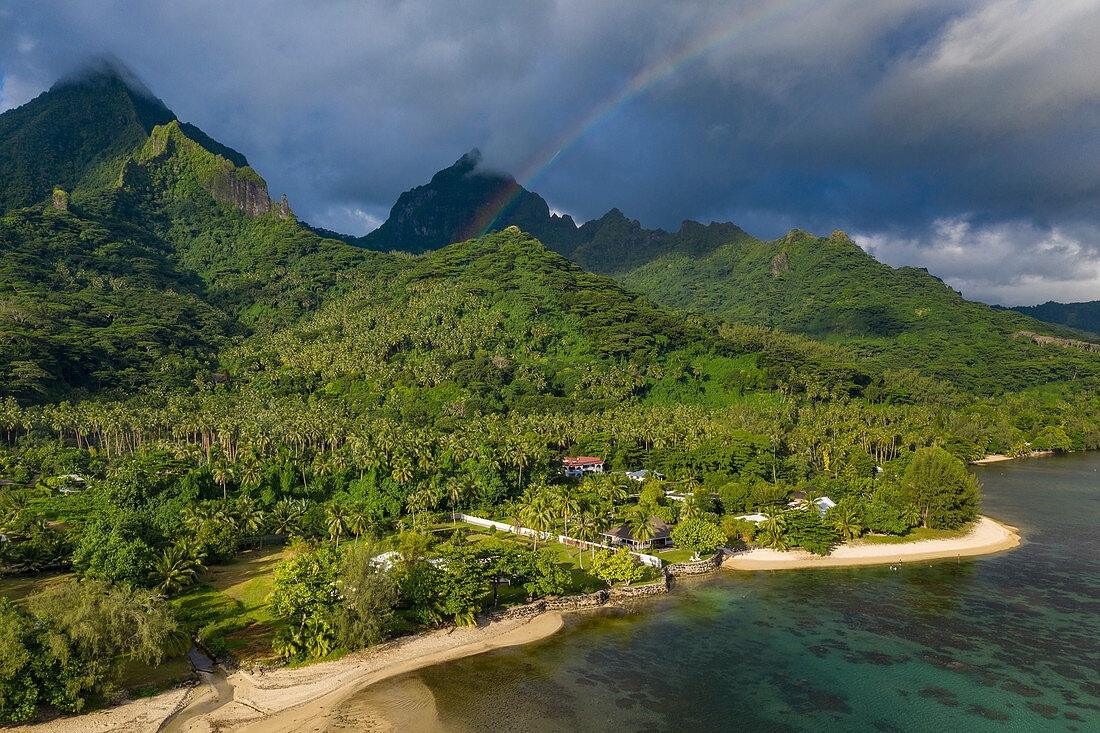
(176, 611, 562, 732)
(723, 516, 1020, 571)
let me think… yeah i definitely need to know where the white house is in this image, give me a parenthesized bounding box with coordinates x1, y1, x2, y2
(788, 493, 837, 517)
(624, 469, 665, 482)
(562, 456, 604, 478)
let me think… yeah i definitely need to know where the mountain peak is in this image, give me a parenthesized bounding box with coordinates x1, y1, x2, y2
(360, 150, 574, 254)
(52, 55, 162, 103)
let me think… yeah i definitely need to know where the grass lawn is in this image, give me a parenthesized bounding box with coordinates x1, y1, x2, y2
(0, 570, 72, 601)
(171, 546, 291, 662)
(654, 548, 696, 564)
(851, 524, 973, 546)
(205, 545, 288, 624)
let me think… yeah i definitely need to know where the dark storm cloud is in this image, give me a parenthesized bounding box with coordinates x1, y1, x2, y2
(1, 0, 1097, 304)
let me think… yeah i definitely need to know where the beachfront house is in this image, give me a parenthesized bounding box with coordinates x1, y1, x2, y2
(600, 516, 672, 550)
(562, 456, 604, 478)
(788, 491, 837, 518)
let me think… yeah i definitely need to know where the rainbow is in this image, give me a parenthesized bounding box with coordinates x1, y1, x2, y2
(461, 0, 819, 241)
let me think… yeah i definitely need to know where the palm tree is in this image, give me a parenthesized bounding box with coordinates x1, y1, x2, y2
(304, 618, 335, 658)
(391, 456, 414, 485)
(681, 492, 705, 522)
(235, 497, 266, 549)
(760, 512, 788, 550)
(445, 477, 473, 525)
(148, 543, 207, 595)
(272, 628, 305, 660)
(628, 506, 654, 549)
(573, 511, 597, 570)
(832, 505, 864, 540)
(599, 476, 629, 506)
(405, 488, 434, 528)
(211, 461, 234, 500)
(238, 454, 263, 491)
(271, 498, 305, 535)
(552, 486, 580, 539)
(326, 503, 349, 547)
(183, 501, 227, 532)
(521, 491, 554, 550)
(901, 504, 922, 529)
(347, 504, 371, 546)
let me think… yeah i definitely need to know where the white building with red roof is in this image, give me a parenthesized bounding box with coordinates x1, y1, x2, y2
(561, 456, 604, 478)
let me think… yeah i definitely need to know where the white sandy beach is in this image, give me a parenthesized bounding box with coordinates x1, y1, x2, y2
(971, 451, 1054, 464)
(180, 611, 561, 733)
(723, 515, 1020, 571)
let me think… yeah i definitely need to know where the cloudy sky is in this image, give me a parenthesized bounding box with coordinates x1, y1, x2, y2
(1, 0, 1098, 305)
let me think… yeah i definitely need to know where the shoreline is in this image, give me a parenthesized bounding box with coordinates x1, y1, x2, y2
(188, 611, 562, 733)
(8, 612, 563, 733)
(970, 451, 1055, 464)
(723, 515, 1020, 571)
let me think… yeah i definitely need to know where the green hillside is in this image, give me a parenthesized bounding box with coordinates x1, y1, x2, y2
(612, 228, 1100, 394)
(0, 71, 382, 398)
(1006, 300, 1100, 337)
(344, 156, 1100, 395)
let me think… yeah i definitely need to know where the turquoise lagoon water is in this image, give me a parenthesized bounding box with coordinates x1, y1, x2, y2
(352, 453, 1100, 731)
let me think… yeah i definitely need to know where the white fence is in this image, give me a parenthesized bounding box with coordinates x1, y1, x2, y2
(455, 513, 663, 568)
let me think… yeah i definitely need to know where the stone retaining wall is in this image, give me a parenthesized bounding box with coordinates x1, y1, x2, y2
(489, 579, 669, 620)
(609, 574, 670, 598)
(666, 552, 723, 576)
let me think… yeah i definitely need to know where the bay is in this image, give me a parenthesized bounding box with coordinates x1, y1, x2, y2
(344, 453, 1100, 731)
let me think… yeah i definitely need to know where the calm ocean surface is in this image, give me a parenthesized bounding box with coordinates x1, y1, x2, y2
(347, 453, 1100, 731)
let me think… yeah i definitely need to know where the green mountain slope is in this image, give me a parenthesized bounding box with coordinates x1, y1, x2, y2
(1005, 301, 1100, 337)
(351, 157, 1100, 395)
(0, 203, 232, 398)
(233, 226, 870, 424)
(612, 228, 1100, 393)
(0, 65, 383, 398)
(0, 62, 251, 214)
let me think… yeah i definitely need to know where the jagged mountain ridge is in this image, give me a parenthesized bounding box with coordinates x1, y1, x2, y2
(355, 149, 581, 254)
(3, 62, 1099, 401)
(344, 152, 1100, 394)
(0, 62, 251, 214)
(0, 64, 384, 398)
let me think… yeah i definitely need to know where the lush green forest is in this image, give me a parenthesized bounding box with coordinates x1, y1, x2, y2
(1, 65, 1098, 722)
(353, 153, 1100, 396)
(1006, 300, 1100, 337)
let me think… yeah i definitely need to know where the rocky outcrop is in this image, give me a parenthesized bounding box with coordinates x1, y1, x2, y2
(829, 230, 854, 246)
(206, 169, 293, 220)
(609, 575, 670, 598)
(138, 121, 293, 220)
(1012, 331, 1100, 354)
(771, 251, 789, 276)
(51, 189, 69, 211)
